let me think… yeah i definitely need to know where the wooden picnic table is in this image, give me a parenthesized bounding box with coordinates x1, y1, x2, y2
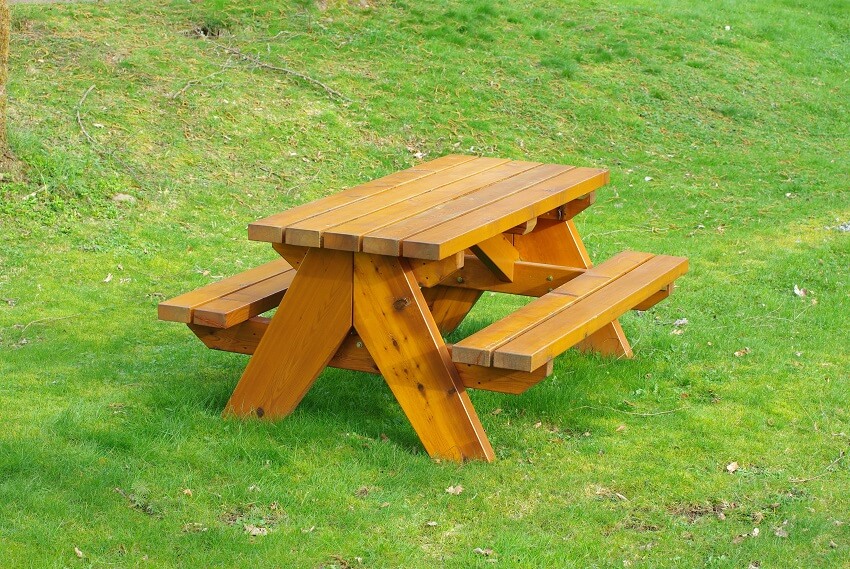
(159, 155, 688, 462)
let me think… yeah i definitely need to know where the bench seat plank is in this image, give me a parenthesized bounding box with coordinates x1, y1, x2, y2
(192, 269, 297, 328)
(451, 251, 654, 366)
(158, 259, 294, 324)
(492, 254, 689, 371)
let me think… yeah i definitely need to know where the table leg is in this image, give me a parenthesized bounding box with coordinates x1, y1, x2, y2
(421, 285, 483, 335)
(224, 248, 354, 419)
(353, 253, 494, 462)
(513, 218, 633, 357)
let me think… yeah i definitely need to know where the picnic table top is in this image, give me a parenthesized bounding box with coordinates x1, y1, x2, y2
(248, 154, 609, 261)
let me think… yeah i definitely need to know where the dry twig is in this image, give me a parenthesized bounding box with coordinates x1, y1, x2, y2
(75, 85, 146, 187)
(214, 43, 352, 103)
(790, 450, 847, 484)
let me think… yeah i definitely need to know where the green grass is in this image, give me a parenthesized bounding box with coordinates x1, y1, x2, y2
(1, 0, 849, 567)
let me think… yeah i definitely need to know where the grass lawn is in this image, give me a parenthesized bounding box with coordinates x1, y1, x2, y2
(1, 0, 848, 566)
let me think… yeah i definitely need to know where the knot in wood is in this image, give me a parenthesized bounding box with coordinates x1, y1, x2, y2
(392, 297, 411, 311)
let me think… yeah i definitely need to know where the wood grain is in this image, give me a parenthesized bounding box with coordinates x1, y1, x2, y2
(451, 251, 653, 366)
(353, 253, 494, 462)
(421, 285, 482, 335)
(158, 258, 293, 324)
(223, 248, 354, 419)
(284, 157, 512, 248)
(248, 154, 477, 243)
(492, 255, 689, 371)
(469, 233, 520, 282)
(402, 168, 608, 260)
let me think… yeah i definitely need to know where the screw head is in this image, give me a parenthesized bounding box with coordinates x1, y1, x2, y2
(456, 276, 464, 284)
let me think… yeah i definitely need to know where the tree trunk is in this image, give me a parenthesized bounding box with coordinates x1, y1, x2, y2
(0, 0, 9, 153)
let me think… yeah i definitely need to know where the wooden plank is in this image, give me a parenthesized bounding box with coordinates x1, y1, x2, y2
(157, 259, 293, 323)
(514, 217, 630, 357)
(353, 253, 494, 462)
(189, 316, 270, 355)
(271, 242, 309, 269)
(454, 359, 553, 394)
(440, 255, 585, 297)
(421, 285, 482, 335)
(451, 251, 653, 366)
(514, 218, 591, 266)
(190, 319, 551, 394)
(248, 154, 477, 243)
(492, 255, 689, 371)
(192, 269, 296, 328)
(285, 157, 514, 248)
(409, 252, 464, 288)
(319, 160, 542, 251)
(401, 167, 609, 260)
(223, 248, 354, 419)
(361, 163, 574, 257)
(469, 233, 520, 282)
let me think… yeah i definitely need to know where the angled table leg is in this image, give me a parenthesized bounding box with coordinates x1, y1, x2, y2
(224, 248, 354, 419)
(353, 253, 494, 462)
(514, 218, 633, 358)
(421, 285, 483, 335)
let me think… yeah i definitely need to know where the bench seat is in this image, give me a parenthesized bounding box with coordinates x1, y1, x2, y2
(157, 258, 296, 329)
(452, 251, 688, 372)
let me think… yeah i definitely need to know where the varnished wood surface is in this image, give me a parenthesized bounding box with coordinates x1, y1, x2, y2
(224, 248, 354, 419)
(190, 318, 553, 395)
(158, 258, 293, 325)
(352, 253, 494, 462)
(248, 155, 607, 261)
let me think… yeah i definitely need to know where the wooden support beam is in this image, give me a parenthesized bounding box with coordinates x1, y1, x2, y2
(190, 319, 551, 395)
(469, 233, 520, 282)
(439, 255, 585, 297)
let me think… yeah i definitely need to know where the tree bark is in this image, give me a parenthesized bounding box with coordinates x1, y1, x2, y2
(0, 0, 9, 152)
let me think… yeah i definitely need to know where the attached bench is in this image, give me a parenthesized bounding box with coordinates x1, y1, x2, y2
(452, 251, 688, 372)
(157, 258, 296, 329)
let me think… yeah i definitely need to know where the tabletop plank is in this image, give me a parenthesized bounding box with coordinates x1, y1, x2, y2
(248, 154, 477, 243)
(284, 156, 512, 247)
(319, 160, 540, 251)
(360, 163, 573, 256)
(401, 167, 609, 260)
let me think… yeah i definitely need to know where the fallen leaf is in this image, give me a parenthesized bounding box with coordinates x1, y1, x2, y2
(644, 176, 653, 182)
(674, 318, 689, 327)
(380, 502, 390, 508)
(734, 347, 750, 357)
(301, 525, 315, 533)
(671, 328, 684, 335)
(182, 488, 193, 497)
(473, 547, 494, 556)
(616, 425, 627, 432)
(74, 546, 84, 558)
(445, 485, 464, 495)
(793, 284, 808, 297)
(491, 408, 502, 416)
(103, 273, 113, 283)
(425, 521, 438, 527)
(355, 486, 369, 498)
(244, 524, 268, 536)
(830, 540, 837, 548)
(774, 527, 788, 538)
(727, 461, 739, 473)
